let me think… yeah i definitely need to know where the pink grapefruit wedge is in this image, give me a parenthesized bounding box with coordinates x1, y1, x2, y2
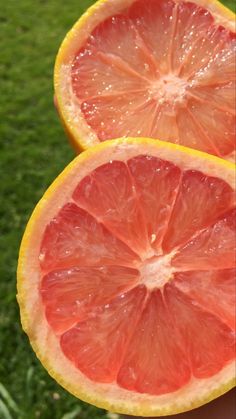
(54, 0, 236, 159)
(18, 138, 236, 416)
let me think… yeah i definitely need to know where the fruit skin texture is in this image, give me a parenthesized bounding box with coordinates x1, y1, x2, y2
(54, 0, 236, 153)
(17, 138, 236, 417)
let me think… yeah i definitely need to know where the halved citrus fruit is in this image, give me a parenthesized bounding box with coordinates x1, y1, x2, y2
(54, 0, 236, 159)
(18, 138, 235, 416)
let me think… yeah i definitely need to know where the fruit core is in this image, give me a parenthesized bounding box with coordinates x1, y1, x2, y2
(140, 253, 174, 289)
(149, 75, 188, 107)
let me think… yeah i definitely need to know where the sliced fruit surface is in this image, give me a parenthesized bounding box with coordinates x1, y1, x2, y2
(18, 139, 236, 417)
(54, 0, 236, 158)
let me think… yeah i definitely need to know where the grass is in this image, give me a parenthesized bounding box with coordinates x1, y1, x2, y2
(0, 0, 234, 418)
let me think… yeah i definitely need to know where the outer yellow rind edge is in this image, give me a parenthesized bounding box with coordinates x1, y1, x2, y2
(17, 138, 236, 417)
(54, 0, 236, 152)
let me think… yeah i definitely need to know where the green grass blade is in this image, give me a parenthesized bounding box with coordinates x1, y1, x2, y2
(0, 383, 20, 415)
(61, 406, 82, 419)
(25, 366, 34, 405)
(0, 399, 13, 419)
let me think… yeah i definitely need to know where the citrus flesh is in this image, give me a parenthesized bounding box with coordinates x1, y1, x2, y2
(55, 0, 236, 158)
(18, 139, 235, 416)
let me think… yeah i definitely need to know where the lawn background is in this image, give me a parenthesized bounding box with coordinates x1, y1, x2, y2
(0, 1, 235, 418)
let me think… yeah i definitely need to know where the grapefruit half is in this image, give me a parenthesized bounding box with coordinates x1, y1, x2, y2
(18, 139, 236, 417)
(54, 0, 236, 159)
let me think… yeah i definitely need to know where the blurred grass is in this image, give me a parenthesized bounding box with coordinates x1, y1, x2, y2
(0, 0, 235, 418)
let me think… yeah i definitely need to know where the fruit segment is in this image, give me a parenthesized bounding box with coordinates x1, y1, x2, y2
(189, 82, 235, 114)
(176, 106, 218, 154)
(170, 1, 214, 72)
(117, 290, 191, 395)
(172, 208, 236, 270)
(70, 0, 236, 157)
(80, 92, 154, 141)
(39, 202, 140, 271)
(162, 170, 234, 252)
(174, 269, 236, 330)
(73, 160, 150, 256)
(128, 0, 176, 75)
(179, 26, 233, 82)
(186, 100, 235, 157)
(41, 266, 139, 334)
(164, 284, 235, 378)
(127, 155, 181, 250)
(190, 33, 236, 85)
(60, 286, 147, 382)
